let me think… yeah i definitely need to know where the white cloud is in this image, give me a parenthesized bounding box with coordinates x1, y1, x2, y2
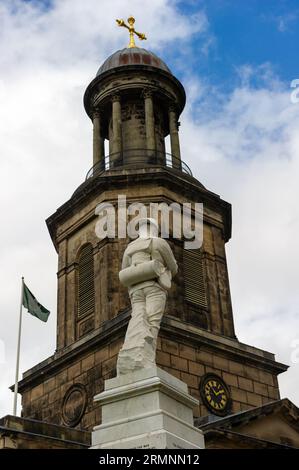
(277, 12, 298, 32)
(181, 69, 299, 404)
(0, 0, 208, 416)
(0, 0, 298, 418)
(262, 11, 299, 33)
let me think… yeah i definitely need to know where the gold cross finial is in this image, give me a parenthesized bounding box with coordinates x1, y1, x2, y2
(116, 16, 147, 48)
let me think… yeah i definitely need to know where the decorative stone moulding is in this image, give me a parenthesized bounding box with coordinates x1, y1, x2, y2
(62, 383, 87, 427)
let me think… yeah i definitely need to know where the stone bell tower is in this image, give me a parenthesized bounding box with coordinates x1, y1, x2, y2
(15, 25, 287, 435)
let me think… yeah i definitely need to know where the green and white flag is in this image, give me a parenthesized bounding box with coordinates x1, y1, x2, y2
(22, 283, 50, 322)
(13, 278, 50, 416)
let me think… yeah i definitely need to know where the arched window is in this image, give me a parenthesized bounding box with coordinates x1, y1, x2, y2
(183, 248, 207, 308)
(77, 244, 95, 318)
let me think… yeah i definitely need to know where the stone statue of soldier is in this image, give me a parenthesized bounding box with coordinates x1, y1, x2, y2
(117, 218, 178, 375)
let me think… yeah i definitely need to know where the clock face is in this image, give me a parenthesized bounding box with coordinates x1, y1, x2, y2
(200, 374, 231, 416)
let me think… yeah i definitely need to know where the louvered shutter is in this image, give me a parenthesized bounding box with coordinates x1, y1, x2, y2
(77, 244, 95, 318)
(183, 249, 207, 308)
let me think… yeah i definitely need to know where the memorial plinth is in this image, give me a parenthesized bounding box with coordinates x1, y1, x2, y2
(91, 367, 205, 449)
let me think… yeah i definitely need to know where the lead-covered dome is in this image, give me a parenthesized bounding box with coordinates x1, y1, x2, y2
(96, 47, 171, 76)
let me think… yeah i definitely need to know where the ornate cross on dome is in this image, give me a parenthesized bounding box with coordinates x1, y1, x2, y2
(116, 16, 147, 48)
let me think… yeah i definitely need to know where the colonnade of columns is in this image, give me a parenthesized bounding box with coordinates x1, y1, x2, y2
(92, 90, 182, 169)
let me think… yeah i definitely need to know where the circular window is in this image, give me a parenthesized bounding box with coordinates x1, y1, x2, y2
(62, 383, 87, 427)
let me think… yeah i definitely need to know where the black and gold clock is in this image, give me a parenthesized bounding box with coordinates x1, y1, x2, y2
(200, 374, 232, 416)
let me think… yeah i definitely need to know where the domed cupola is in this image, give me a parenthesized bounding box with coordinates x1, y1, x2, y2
(96, 47, 172, 76)
(83, 17, 187, 177)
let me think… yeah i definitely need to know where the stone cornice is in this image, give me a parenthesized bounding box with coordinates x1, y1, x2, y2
(0, 415, 90, 447)
(197, 398, 299, 434)
(162, 316, 288, 374)
(46, 167, 232, 251)
(13, 311, 287, 394)
(84, 65, 186, 119)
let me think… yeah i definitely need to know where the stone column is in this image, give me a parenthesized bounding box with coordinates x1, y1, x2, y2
(144, 89, 156, 157)
(93, 109, 105, 170)
(169, 106, 181, 169)
(112, 94, 122, 159)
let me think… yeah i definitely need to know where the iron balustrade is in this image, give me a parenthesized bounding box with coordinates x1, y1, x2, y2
(85, 149, 192, 180)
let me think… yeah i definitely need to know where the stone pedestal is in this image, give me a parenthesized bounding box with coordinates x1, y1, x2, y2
(91, 367, 205, 449)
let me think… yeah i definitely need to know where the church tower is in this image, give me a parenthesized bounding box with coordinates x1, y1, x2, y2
(15, 23, 288, 434)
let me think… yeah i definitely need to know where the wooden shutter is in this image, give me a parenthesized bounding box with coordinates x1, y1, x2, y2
(77, 244, 95, 318)
(183, 249, 207, 308)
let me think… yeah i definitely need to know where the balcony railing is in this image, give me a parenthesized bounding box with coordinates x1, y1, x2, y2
(85, 149, 192, 180)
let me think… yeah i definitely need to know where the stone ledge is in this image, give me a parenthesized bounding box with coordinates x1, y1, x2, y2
(14, 311, 287, 395)
(47, 165, 232, 251)
(163, 316, 288, 373)
(0, 415, 90, 448)
(95, 367, 198, 409)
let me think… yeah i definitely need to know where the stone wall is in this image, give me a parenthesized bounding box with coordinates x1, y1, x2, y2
(21, 168, 283, 436)
(156, 335, 280, 418)
(21, 329, 280, 430)
(0, 415, 89, 449)
(55, 171, 235, 354)
(21, 337, 123, 430)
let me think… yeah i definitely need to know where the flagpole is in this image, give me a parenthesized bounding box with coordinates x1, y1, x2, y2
(13, 276, 24, 416)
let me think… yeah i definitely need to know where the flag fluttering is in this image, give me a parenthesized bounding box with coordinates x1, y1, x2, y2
(13, 278, 51, 416)
(22, 283, 50, 322)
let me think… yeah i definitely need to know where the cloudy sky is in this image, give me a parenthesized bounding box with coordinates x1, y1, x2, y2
(0, 0, 298, 416)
